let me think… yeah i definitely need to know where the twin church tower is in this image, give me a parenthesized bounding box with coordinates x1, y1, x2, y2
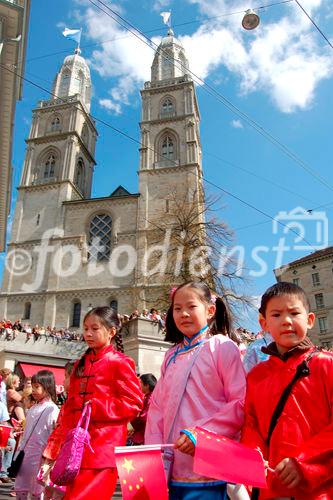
(0, 29, 204, 328)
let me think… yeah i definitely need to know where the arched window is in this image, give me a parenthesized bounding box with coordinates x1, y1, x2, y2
(88, 213, 112, 261)
(82, 123, 89, 147)
(44, 154, 56, 179)
(72, 301, 81, 327)
(72, 70, 84, 96)
(161, 98, 174, 117)
(50, 116, 61, 132)
(23, 302, 31, 320)
(161, 50, 173, 80)
(110, 300, 118, 312)
(161, 135, 174, 160)
(75, 158, 85, 193)
(59, 69, 71, 96)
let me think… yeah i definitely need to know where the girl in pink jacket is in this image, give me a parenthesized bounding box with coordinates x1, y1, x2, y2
(145, 282, 246, 500)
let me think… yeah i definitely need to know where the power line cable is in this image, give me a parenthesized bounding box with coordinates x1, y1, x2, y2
(294, 0, 333, 50)
(88, 0, 333, 195)
(0, 60, 318, 250)
(24, 0, 293, 64)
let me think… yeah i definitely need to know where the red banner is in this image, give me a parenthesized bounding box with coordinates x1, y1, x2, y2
(194, 426, 267, 488)
(115, 445, 168, 500)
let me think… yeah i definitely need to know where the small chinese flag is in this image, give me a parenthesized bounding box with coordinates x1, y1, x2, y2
(115, 445, 168, 500)
(0, 426, 11, 447)
(194, 426, 267, 489)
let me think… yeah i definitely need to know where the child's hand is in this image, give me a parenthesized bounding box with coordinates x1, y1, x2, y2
(174, 433, 195, 456)
(275, 457, 303, 488)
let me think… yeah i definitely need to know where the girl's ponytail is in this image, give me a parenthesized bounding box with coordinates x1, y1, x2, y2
(75, 348, 92, 377)
(214, 296, 232, 336)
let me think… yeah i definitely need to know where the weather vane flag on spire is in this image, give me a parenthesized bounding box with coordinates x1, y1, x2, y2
(62, 28, 82, 47)
(160, 11, 171, 27)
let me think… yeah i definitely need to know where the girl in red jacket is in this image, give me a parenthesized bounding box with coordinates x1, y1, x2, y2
(242, 282, 333, 499)
(43, 307, 143, 500)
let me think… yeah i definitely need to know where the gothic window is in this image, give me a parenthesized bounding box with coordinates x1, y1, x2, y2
(44, 154, 56, 179)
(23, 302, 31, 320)
(72, 70, 84, 96)
(110, 300, 118, 312)
(75, 158, 85, 194)
(161, 50, 173, 80)
(72, 301, 81, 327)
(81, 123, 89, 147)
(50, 116, 61, 132)
(59, 69, 71, 96)
(88, 213, 112, 261)
(161, 98, 174, 118)
(161, 135, 174, 160)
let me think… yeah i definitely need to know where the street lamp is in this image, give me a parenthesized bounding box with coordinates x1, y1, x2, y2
(0, 34, 21, 56)
(242, 9, 260, 30)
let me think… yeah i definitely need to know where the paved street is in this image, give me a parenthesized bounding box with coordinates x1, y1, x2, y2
(0, 481, 123, 499)
(0, 482, 13, 499)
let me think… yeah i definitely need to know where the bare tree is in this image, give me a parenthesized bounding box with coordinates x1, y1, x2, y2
(140, 188, 253, 320)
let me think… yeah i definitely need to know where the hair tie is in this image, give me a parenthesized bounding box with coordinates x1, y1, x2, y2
(169, 287, 178, 300)
(211, 294, 217, 304)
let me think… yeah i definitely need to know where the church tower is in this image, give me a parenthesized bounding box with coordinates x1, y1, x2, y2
(1, 49, 98, 317)
(11, 49, 97, 245)
(136, 28, 204, 302)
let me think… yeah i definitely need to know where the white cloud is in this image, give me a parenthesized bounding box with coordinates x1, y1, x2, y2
(75, 0, 333, 114)
(99, 98, 122, 115)
(231, 119, 243, 129)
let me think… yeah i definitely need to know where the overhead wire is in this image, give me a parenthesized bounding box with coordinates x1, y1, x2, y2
(294, 0, 333, 50)
(87, 0, 333, 195)
(0, 60, 319, 250)
(23, 0, 293, 64)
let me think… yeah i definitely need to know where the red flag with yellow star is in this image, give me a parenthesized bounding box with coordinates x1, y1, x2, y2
(115, 445, 168, 500)
(194, 426, 267, 488)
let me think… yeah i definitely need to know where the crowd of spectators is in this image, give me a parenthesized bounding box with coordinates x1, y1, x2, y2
(0, 308, 167, 346)
(0, 320, 83, 343)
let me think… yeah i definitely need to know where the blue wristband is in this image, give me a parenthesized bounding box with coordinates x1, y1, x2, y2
(180, 429, 197, 446)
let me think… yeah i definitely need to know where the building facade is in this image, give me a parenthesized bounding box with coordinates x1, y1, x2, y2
(0, 28, 204, 329)
(275, 246, 333, 348)
(0, 0, 30, 252)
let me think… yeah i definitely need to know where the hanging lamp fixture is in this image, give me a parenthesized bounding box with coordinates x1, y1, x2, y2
(242, 9, 260, 30)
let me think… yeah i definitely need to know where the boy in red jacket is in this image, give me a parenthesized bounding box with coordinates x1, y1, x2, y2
(242, 282, 333, 499)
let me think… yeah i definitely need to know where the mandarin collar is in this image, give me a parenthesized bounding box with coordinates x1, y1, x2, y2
(261, 336, 314, 361)
(87, 343, 115, 360)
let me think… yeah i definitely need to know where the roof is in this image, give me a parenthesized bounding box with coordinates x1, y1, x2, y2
(278, 246, 333, 268)
(109, 185, 132, 197)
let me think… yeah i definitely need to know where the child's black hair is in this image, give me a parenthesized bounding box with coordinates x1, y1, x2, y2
(31, 370, 57, 403)
(76, 306, 120, 376)
(140, 373, 157, 393)
(165, 282, 232, 344)
(64, 360, 75, 377)
(259, 281, 311, 317)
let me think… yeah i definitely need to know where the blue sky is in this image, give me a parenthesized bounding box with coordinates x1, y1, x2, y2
(1, 0, 333, 329)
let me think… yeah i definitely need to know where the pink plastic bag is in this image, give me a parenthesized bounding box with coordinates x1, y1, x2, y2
(50, 402, 93, 486)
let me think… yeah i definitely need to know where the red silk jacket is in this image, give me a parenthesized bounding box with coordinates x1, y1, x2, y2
(43, 345, 143, 468)
(242, 346, 333, 500)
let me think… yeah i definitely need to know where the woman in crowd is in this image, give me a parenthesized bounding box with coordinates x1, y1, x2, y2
(6, 375, 25, 422)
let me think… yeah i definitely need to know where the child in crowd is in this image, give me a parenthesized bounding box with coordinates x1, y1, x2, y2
(14, 370, 59, 499)
(145, 282, 246, 500)
(128, 373, 157, 445)
(42, 307, 143, 500)
(242, 282, 333, 499)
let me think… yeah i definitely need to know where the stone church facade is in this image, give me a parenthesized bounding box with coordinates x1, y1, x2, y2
(0, 29, 204, 329)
